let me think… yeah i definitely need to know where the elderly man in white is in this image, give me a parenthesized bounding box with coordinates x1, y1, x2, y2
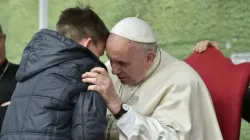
(82, 17, 223, 140)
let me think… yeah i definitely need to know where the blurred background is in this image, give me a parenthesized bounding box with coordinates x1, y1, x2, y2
(0, 0, 249, 139)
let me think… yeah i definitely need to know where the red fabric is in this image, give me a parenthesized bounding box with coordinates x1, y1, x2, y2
(184, 47, 250, 140)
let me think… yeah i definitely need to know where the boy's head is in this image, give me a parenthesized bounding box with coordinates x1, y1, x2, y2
(56, 5, 109, 58)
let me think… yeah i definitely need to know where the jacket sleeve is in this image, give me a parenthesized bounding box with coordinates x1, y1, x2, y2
(71, 89, 107, 140)
(116, 83, 206, 140)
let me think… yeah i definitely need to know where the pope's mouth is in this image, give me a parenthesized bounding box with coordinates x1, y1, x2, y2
(118, 76, 126, 80)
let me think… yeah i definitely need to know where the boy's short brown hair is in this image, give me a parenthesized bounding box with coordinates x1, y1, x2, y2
(56, 5, 109, 45)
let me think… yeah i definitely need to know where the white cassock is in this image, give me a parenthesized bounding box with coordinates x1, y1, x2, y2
(105, 49, 223, 140)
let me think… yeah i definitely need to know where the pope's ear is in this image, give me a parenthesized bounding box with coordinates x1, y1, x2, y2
(145, 51, 156, 68)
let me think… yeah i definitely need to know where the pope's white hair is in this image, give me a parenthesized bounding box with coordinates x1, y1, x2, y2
(133, 41, 157, 54)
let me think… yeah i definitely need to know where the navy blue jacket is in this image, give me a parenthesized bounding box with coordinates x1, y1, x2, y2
(0, 29, 107, 140)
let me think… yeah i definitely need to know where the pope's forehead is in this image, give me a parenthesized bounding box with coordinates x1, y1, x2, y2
(106, 37, 138, 57)
(107, 34, 133, 48)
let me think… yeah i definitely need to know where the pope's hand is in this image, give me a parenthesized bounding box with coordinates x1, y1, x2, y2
(82, 67, 122, 114)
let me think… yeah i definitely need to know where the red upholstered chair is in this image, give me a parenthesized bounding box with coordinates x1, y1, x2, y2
(184, 47, 250, 140)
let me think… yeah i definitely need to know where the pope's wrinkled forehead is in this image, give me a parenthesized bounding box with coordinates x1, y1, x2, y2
(106, 34, 134, 52)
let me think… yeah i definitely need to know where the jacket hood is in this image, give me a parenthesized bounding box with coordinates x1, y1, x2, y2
(16, 29, 105, 82)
